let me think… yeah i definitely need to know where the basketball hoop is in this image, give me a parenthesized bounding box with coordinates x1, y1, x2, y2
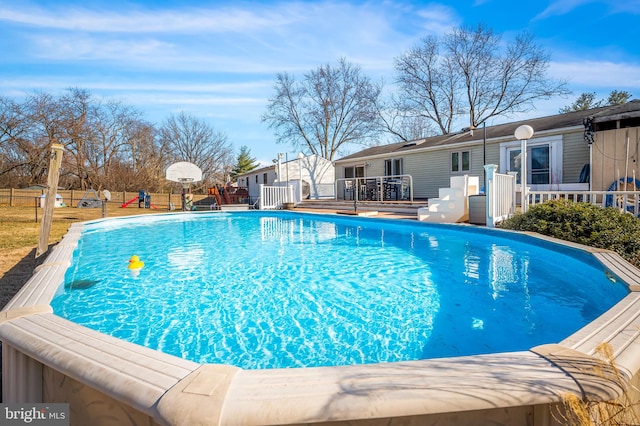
(166, 162, 203, 185)
(177, 177, 195, 190)
(165, 162, 203, 212)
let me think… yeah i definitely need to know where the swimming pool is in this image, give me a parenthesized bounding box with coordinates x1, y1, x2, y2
(2, 210, 640, 426)
(51, 212, 628, 370)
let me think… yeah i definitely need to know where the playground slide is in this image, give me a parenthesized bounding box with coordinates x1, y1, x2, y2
(121, 196, 139, 208)
(209, 187, 224, 206)
(223, 190, 231, 204)
(121, 195, 158, 209)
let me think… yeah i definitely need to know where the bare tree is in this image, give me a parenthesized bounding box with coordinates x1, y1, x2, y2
(0, 96, 32, 187)
(262, 58, 383, 160)
(20, 92, 69, 186)
(89, 99, 149, 190)
(378, 94, 437, 142)
(394, 24, 569, 134)
(0, 90, 241, 192)
(158, 112, 234, 189)
(57, 88, 95, 189)
(0, 89, 171, 191)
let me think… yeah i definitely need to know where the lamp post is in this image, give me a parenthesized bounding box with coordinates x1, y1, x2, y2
(514, 124, 534, 213)
(297, 152, 304, 203)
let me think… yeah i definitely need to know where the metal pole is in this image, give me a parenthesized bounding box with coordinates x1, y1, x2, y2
(354, 178, 358, 212)
(483, 122, 487, 187)
(521, 138, 528, 213)
(298, 156, 303, 203)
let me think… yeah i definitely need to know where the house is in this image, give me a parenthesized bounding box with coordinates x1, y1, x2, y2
(333, 100, 640, 200)
(236, 154, 335, 203)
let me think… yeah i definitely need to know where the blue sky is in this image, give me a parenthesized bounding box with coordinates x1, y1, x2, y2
(1, 0, 639, 165)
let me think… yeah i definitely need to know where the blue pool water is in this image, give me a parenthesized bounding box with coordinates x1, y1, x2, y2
(51, 212, 629, 369)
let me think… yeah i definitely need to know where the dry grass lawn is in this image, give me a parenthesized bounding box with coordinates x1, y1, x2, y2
(0, 204, 165, 309)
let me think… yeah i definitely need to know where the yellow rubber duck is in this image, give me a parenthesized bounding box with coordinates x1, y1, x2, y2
(128, 255, 144, 270)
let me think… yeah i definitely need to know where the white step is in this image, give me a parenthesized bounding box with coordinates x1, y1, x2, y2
(425, 200, 457, 213)
(449, 175, 468, 189)
(450, 175, 480, 191)
(417, 175, 480, 223)
(417, 208, 464, 223)
(438, 187, 464, 199)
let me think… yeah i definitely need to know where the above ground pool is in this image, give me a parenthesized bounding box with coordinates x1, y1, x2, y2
(50, 211, 629, 370)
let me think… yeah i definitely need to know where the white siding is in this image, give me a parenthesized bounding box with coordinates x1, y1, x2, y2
(366, 162, 385, 178)
(405, 150, 450, 199)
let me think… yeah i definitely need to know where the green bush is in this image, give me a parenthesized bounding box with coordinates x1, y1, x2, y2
(499, 199, 640, 268)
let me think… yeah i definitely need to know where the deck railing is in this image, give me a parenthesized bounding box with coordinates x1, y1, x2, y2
(259, 184, 294, 210)
(484, 165, 517, 227)
(528, 190, 640, 216)
(334, 175, 414, 203)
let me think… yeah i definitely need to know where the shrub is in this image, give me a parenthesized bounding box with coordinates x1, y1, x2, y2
(499, 199, 640, 268)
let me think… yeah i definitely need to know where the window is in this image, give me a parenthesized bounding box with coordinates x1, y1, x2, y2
(531, 146, 550, 184)
(344, 165, 365, 179)
(451, 151, 470, 173)
(507, 145, 551, 184)
(500, 135, 562, 189)
(263, 173, 267, 184)
(384, 158, 403, 176)
(255, 175, 258, 183)
(344, 166, 354, 179)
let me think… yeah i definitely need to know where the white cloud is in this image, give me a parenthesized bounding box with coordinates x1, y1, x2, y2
(2, 5, 355, 74)
(535, 0, 592, 19)
(28, 35, 174, 60)
(3, 1, 455, 75)
(535, 0, 640, 19)
(415, 4, 460, 35)
(0, 75, 273, 95)
(549, 60, 640, 88)
(0, 4, 291, 34)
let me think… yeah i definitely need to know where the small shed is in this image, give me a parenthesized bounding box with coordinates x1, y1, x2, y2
(39, 193, 64, 208)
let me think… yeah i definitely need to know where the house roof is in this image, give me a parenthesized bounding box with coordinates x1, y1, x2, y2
(236, 154, 330, 178)
(335, 100, 640, 162)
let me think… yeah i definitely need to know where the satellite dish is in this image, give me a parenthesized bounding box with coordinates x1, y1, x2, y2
(103, 189, 111, 201)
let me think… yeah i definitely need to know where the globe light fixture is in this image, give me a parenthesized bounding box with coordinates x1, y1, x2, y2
(514, 124, 534, 141)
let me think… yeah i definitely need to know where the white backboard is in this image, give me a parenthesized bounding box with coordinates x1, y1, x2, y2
(166, 162, 203, 183)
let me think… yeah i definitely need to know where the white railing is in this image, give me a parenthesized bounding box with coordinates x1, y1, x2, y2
(484, 164, 517, 227)
(334, 174, 414, 203)
(529, 190, 640, 216)
(259, 184, 294, 210)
